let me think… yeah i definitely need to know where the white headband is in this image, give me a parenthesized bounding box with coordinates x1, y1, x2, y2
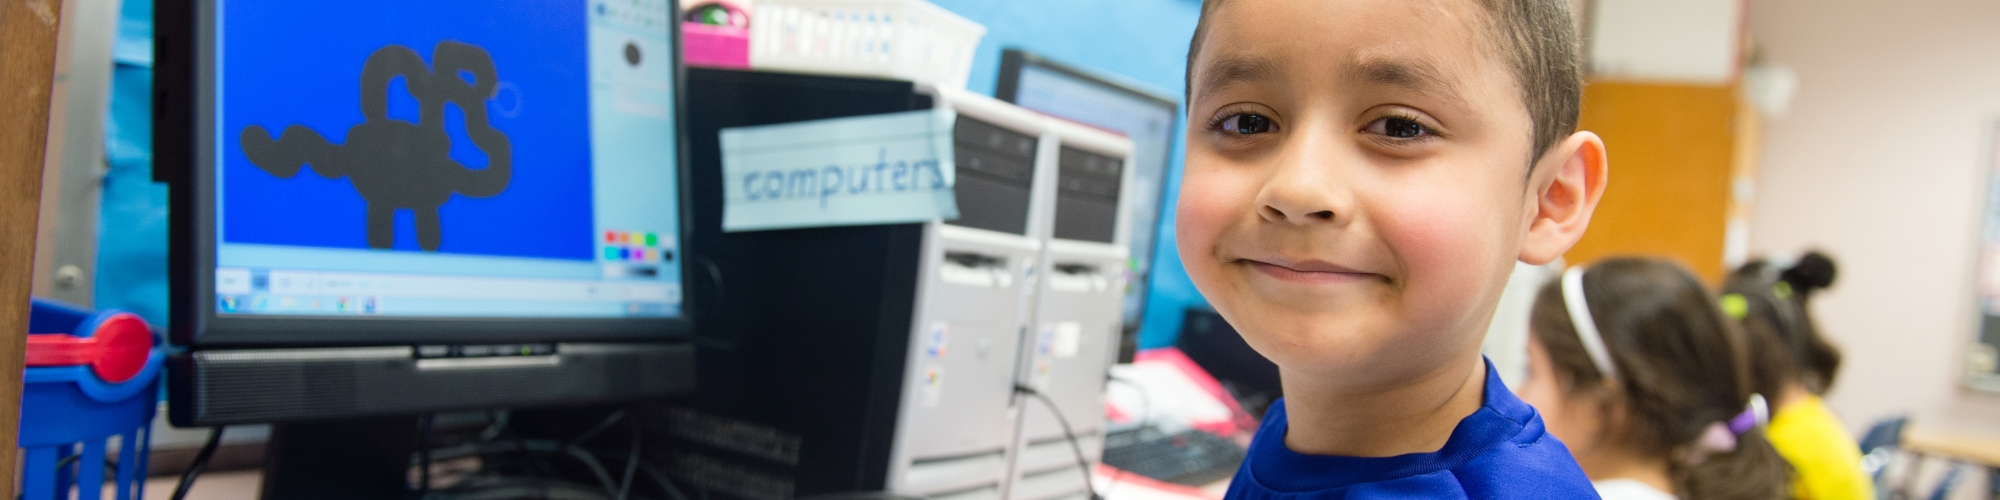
(1562, 266, 1618, 380)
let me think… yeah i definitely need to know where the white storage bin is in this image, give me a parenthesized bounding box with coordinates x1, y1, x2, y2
(749, 0, 986, 89)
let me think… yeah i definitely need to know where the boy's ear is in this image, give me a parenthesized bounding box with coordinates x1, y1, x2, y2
(1519, 131, 1608, 266)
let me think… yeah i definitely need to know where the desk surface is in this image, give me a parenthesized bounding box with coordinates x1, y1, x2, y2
(127, 469, 261, 500)
(1903, 426, 2000, 468)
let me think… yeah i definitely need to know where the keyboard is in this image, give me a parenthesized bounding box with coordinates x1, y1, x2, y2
(1101, 427, 1247, 486)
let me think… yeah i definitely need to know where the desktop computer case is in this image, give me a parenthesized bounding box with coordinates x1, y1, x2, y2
(1007, 121, 1135, 500)
(680, 70, 1044, 500)
(885, 89, 1057, 499)
(681, 70, 1134, 500)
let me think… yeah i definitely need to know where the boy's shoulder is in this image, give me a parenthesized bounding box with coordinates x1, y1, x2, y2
(1225, 363, 1598, 499)
(1449, 403, 1601, 499)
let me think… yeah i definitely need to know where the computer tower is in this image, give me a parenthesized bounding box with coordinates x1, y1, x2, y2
(1005, 120, 1135, 500)
(886, 88, 1059, 498)
(677, 69, 1051, 500)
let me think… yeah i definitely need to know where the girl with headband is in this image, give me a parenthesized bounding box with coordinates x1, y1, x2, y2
(1722, 252, 1872, 500)
(1517, 258, 1790, 500)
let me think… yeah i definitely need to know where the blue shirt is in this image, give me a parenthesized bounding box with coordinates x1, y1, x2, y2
(1225, 361, 1599, 499)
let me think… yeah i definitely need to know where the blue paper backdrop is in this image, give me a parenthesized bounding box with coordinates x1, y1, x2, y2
(99, 0, 1213, 346)
(97, 0, 166, 326)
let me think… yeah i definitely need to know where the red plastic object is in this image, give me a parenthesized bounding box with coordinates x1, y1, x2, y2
(24, 312, 153, 383)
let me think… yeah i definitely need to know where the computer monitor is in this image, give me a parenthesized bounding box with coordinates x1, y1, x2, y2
(996, 49, 1179, 340)
(157, 0, 693, 426)
(165, 0, 687, 344)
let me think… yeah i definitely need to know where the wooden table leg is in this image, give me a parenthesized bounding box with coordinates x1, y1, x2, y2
(0, 0, 67, 497)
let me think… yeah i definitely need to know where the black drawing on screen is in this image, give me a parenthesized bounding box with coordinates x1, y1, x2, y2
(240, 41, 511, 252)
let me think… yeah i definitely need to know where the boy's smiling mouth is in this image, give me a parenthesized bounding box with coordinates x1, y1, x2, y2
(1238, 256, 1381, 285)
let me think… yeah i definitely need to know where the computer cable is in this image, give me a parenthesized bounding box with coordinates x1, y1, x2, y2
(1015, 385, 1103, 500)
(574, 444, 686, 500)
(426, 477, 619, 500)
(568, 409, 629, 448)
(446, 436, 622, 494)
(794, 492, 934, 500)
(565, 441, 622, 495)
(687, 255, 738, 351)
(615, 414, 641, 500)
(417, 412, 437, 498)
(416, 411, 685, 500)
(170, 426, 226, 500)
(479, 410, 511, 442)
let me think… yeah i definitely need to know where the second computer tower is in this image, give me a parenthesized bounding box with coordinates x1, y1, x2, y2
(1006, 117, 1137, 500)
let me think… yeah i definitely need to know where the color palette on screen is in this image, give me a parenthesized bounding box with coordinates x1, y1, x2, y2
(601, 229, 668, 263)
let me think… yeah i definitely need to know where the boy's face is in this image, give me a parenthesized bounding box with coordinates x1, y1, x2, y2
(1179, 0, 1548, 383)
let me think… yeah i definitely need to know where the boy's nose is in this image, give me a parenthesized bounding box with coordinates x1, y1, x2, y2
(1259, 204, 1335, 223)
(1255, 157, 1353, 226)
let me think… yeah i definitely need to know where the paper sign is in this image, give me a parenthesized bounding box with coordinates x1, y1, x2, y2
(720, 109, 959, 232)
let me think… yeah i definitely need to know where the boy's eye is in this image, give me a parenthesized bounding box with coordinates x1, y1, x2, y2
(1221, 114, 1275, 135)
(1368, 116, 1433, 139)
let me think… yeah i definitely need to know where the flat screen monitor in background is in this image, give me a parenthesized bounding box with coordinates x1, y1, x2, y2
(157, 0, 693, 427)
(996, 49, 1180, 341)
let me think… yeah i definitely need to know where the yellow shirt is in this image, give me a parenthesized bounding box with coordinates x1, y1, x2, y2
(1767, 396, 1875, 500)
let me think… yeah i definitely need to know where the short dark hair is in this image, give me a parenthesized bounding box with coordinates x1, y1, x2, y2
(1184, 0, 1585, 163)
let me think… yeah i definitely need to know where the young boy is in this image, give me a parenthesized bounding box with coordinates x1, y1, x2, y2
(1177, 0, 1609, 497)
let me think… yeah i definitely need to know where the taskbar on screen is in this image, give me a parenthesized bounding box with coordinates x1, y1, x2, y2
(213, 267, 680, 318)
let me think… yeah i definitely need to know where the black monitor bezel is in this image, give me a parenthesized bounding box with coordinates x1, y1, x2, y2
(994, 48, 1180, 336)
(158, 0, 695, 347)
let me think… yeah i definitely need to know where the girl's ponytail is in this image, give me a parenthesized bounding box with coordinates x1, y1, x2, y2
(1673, 396, 1790, 500)
(1782, 251, 1844, 392)
(1784, 250, 1840, 394)
(1779, 251, 1838, 302)
(1675, 426, 1791, 500)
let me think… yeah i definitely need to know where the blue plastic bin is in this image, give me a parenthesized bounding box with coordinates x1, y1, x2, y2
(17, 299, 163, 500)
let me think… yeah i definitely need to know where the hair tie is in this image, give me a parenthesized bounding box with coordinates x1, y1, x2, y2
(1562, 267, 1618, 380)
(1731, 393, 1770, 433)
(1684, 394, 1769, 466)
(1719, 293, 1749, 320)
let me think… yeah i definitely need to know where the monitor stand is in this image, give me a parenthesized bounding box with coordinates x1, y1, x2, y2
(258, 416, 419, 500)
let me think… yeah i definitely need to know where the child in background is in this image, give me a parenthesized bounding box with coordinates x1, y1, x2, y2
(1178, 0, 1609, 496)
(1723, 251, 1872, 500)
(1518, 258, 1791, 500)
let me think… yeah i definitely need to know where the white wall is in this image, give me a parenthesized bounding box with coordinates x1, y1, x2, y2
(1589, 0, 1743, 84)
(1747, 0, 2000, 437)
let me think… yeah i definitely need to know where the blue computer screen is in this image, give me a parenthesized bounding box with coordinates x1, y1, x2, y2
(209, 0, 682, 319)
